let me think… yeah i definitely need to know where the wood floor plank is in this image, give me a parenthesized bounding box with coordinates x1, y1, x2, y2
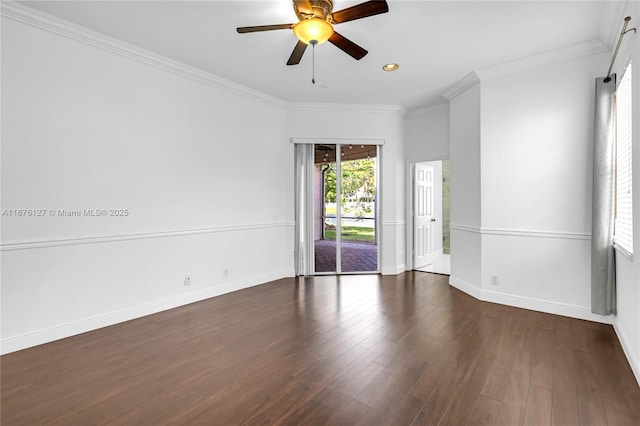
(552, 380, 579, 426)
(466, 394, 502, 426)
(1, 272, 638, 425)
(523, 384, 552, 426)
(495, 376, 529, 426)
(530, 327, 555, 390)
(326, 399, 370, 425)
(602, 397, 640, 426)
(408, 357, 472, 426)
(353, 347, 432, 423)
(293, 351, 390, 425)
(509, 349, 533, 384)
(381, 365, 441, 425)
(576, 386, 608, 426)
(433, 346, 496, 425)
(480, 365, 511, 401)
(551, 349, 579, 426)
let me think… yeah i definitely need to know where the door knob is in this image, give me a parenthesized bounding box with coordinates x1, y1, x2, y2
(431, 218, 436, 222)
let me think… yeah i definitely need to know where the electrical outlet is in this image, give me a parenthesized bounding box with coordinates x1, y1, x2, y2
(490, 275, 499, 286)
(223, 268, 229, 277)
(184, 275, 192, 286)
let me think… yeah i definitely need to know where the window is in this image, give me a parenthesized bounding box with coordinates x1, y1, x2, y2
(614, 62, 633, 256)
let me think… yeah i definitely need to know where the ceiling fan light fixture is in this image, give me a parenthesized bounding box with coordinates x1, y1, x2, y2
(293, 18, 334, 45)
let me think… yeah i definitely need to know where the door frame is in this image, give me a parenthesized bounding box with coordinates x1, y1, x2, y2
(293, 138, 384, 276)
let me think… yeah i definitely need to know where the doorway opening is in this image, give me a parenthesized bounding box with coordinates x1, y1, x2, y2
(314, 144, 378, 274)
(412, 160, 450, 275)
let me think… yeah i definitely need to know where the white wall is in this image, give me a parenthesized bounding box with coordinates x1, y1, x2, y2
(479, 53, 606, 315)
(287, 105, 407, 275)
(1, 5, 410, 353)
(481, 58, 594, 235)
(446, 49, 617, 325)
(609, 3, 640, 386)
(1, 13, 294, 353)
(405, 105, 449, 162)
(449, 82, 482, 293)
(404, 105, 449, 271)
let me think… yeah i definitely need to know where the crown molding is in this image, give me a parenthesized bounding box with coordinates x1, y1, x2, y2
(441, 39, 609, 101)
(2, 2, 415, 118)
(287, 102, 408, 117)
(407, 103, 448, 119)
(1, 1, 288, 109)
(599, 0, 630, 48)
(475, 39, 610, 80)
(441, 72, 480, 101)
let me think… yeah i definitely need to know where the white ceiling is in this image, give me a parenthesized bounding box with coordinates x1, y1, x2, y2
(18, 0, 615, 110)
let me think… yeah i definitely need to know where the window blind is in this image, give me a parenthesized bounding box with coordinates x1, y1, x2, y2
(615, 62, 633, 255)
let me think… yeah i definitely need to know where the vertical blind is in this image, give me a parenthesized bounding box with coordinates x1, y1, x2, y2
(294, 144, 315, 276)
(615, 62, 633, 255)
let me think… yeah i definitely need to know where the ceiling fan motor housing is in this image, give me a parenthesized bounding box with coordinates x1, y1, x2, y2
(294, 0, 334, 21)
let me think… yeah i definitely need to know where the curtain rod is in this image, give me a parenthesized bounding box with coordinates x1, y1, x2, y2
(604, 16, 636, 83)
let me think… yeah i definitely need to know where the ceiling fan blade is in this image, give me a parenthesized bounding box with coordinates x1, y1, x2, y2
(329, 32, 368, 60)
(287, 40, 308, 65)
(332, 0, 389, 24)
(293, 0, 313, 15)
(236, 24, 293, 33)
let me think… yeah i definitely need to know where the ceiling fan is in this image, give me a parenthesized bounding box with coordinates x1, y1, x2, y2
(236, 0, 389, 65)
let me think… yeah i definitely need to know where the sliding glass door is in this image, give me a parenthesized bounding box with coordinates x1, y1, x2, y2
(313, 144, 378, 274)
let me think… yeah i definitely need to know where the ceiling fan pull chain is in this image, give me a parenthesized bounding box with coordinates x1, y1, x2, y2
(311, 39, 317, 84)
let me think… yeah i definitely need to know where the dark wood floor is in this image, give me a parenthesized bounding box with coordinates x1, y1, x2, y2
(2, 272, 639, 425)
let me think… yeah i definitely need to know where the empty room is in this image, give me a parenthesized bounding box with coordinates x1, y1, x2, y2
(1, 0, 639, 424)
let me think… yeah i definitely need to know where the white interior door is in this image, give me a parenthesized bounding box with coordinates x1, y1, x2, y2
(414, 163, 435, 268)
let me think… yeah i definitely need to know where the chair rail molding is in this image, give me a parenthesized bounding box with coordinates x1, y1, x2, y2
(1, 222, 295, 251)
(449, 223, 591, 240)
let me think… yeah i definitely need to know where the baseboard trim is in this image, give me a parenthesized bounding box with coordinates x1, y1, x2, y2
(449, 276, 482, 299)
(381, 264, 406, 275)
(449, 276, 613, 324)
(0, 268, 295, 355)
(613, 321, 640, 387)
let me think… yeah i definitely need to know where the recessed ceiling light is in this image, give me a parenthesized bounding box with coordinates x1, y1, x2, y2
(383, 63, 399, 72)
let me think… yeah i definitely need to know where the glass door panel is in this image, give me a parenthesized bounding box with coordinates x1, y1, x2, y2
(340, 145, 377, 273)
(314, 144, 337, 273)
